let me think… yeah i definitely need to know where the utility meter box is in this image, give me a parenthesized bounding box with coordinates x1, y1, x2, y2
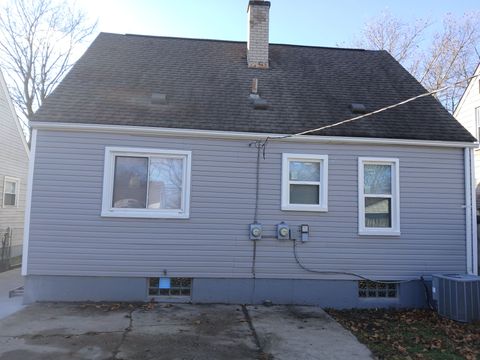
(249, 223, 262, 241)
(277, 222, 290, 240)
(432, 274, 480, 323)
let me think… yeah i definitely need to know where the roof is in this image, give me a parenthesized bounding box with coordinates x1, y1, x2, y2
(32, 32, 475, 142)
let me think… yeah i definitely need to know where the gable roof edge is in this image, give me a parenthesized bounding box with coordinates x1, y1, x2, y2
(0, 71, 30, 157)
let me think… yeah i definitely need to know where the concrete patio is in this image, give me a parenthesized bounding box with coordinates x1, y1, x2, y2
(0, 302, 373, 360)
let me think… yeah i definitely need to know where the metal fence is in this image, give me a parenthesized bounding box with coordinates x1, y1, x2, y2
(0, 227, 22, 272)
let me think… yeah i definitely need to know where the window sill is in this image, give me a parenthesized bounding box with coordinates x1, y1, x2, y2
(101, 209, 190, 219)
(281, 204, 328, 212)
(358, 230, 400, 236)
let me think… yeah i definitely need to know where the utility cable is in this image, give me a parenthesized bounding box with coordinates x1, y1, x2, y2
(249, 139, 268, 279)
(292, 239, 416, 285)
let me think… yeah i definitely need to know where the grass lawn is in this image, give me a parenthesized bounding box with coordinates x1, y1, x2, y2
(326, 309, 480, 360)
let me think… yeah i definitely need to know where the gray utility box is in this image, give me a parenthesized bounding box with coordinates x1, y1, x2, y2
(432, 274, 480, 323)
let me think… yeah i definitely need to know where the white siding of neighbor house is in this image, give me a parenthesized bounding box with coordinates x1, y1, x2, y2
(454, 67, 480, 203)
(26, 129, 467, 280)
(0, 72, 29, 249)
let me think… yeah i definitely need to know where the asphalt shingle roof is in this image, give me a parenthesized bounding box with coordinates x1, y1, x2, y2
(32, 32, 475, 142)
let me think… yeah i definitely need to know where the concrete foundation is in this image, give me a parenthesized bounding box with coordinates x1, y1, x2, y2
(24, 275, 428, 309)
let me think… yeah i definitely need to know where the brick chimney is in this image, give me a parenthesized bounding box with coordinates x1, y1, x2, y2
(247, 1, 270, 69)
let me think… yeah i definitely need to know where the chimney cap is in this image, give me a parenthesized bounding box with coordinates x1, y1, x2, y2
(248, 0, 271, 9)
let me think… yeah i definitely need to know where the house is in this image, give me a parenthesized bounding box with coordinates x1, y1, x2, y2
(454, 64, 480, 208)
(23, 1, 478, 308)
(0, 70, 29, 271)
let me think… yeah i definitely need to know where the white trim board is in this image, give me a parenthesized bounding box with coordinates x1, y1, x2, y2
(22, 128, 37, 276)
(30, 121, 478, 149)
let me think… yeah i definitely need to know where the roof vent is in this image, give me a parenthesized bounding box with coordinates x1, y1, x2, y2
(253, 97, 269, 110)
(350, 103, 366, 114)
(151, 93, 167, 105)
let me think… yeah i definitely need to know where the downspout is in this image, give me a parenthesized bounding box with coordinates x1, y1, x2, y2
(464, 147, 478, 275)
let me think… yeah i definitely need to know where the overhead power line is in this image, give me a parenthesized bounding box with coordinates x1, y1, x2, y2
(272, 72, 480, 140)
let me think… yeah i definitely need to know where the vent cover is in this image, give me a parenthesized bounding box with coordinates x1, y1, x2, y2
(432, 274, 480, 323)
(151, 93, 167, 105)
(350, 103, 366, 114)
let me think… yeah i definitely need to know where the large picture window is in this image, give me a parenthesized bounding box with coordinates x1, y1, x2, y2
(358, 158, 400, 235)
(281, 153, 328, 212)
(102, 147, 191, 218)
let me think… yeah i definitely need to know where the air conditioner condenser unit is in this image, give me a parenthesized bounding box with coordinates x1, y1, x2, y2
(432, 274, 480, 323)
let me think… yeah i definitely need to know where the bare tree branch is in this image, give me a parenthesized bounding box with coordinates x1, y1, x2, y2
(355, 10, 480, 113)
(0, 0, 97, 138)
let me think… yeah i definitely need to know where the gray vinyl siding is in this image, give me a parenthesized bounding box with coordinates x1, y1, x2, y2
(0, 74, 29, 248)
(27, 129, 467, 279)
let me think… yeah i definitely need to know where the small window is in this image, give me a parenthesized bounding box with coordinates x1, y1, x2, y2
(102, 147, 191, 218)
(359, 280, 398, 298)
(3, 177, 20, 207)
(148, 277, 192, 297)
(358, 158, 400, 235)
(281, 153, 328, 211)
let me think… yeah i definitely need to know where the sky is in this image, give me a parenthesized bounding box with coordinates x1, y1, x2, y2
(76, 0, 480, 48)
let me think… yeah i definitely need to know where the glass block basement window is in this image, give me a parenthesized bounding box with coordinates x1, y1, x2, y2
(148, 277, 192, 296)
(358, 280, 397, 298)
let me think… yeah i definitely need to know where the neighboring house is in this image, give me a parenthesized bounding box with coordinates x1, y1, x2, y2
(0, 70, 29, 271)
(24, 1, 478, 308)
(454, 64, 480, 208)
(454, 63, 480, 274)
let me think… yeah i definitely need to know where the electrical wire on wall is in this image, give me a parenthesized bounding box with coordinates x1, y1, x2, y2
(248, 138, 268, 280)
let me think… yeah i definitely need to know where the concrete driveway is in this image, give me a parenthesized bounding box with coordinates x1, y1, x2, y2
(0, 303, 373, 360)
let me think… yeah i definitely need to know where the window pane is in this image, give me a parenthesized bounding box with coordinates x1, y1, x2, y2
(112, 156, 148, 208)
(5, 181, 16, 194)
(4, 193, 16, 206)
(365, 197, 391, 228)
(364, 164, 391, 194)
(148, 158, 183, 209)
(289, 161, 320, 181)
(290, 184, 319, 204)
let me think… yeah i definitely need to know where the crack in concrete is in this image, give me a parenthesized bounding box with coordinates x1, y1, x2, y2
(241, 305, 274, 360)
(110, 308, 134, 360)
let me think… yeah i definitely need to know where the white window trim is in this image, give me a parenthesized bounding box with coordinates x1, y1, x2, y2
(281, 153, 328, 212)
(101, 147, 192, 219)
(3, 176, 20, 208)
(358, 157, 400, 236)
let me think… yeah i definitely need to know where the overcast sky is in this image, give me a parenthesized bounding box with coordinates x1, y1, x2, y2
(75, 0, 479, 47)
